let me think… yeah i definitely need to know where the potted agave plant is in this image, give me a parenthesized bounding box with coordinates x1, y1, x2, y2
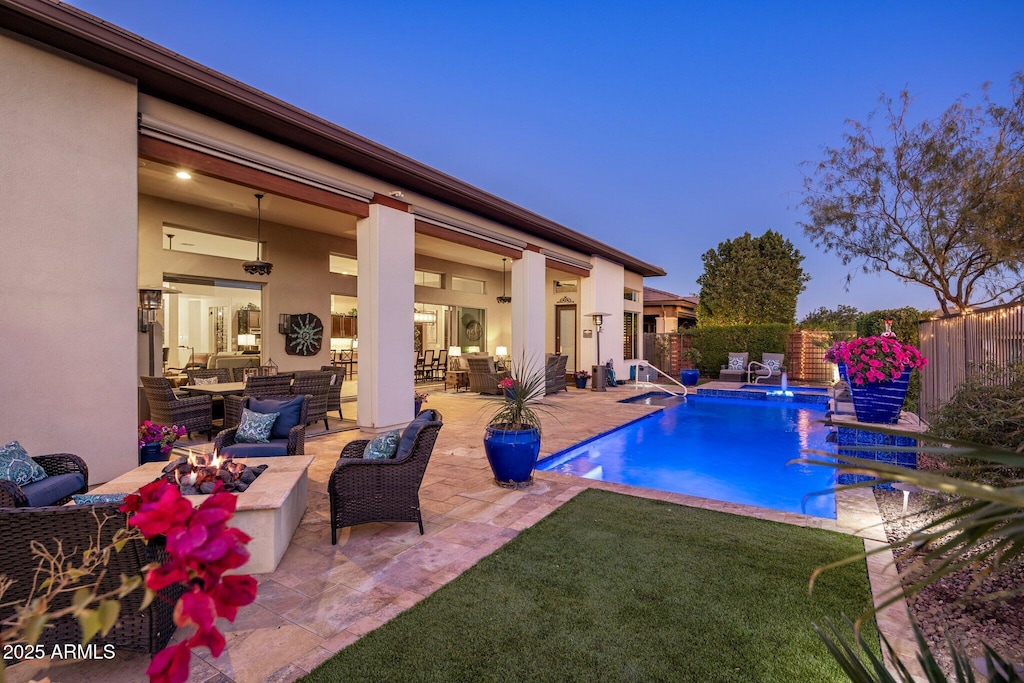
(483, 356, 550, 488)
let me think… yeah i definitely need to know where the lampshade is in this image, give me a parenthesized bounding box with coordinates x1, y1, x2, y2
(496, 346, 508, 357)
(237, 333, 256, 347)
(448, 346, 462, 357)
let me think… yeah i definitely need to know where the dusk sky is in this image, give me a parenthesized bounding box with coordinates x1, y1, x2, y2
(72, 1, 1024, 318)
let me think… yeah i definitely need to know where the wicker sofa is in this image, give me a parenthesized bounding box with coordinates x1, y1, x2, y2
(0, 502, 182, 653)
(328, 409, 443, 543)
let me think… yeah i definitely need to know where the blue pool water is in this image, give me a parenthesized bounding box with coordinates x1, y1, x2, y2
(537, 396, 837, 519)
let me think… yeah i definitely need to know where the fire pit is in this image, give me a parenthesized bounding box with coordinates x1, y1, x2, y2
(87, 454, 314, 574)
(160, 451, 267, 495)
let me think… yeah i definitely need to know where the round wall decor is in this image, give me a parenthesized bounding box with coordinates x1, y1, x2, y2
(285, 313, 324, 356)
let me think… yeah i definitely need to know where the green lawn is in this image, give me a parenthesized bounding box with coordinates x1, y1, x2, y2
(302, 489, 877, 682)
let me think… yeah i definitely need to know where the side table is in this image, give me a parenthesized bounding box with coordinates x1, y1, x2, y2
(445, 370, 468, 392)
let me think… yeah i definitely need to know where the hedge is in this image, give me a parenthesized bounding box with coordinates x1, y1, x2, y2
(686, 324, 792, 378)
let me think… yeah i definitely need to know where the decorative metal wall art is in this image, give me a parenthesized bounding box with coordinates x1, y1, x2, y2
(284, 313, 324, 356)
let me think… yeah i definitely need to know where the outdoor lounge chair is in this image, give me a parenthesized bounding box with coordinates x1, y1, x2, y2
(466, 357, 509, 394)
(215, 394, 308, 457)
(0, 450, 89, 508)
(328, 409, 443, 543)
(140, 375, 213, 438)
(545, 354, 568, 394)
(320, 365, 346, 419)
(749, 353, 785, 384)
(0, 502, 182, 653)
(719, 352, 748, 382)
(291, 371, 333, 430)
(224, 374, 294, 428)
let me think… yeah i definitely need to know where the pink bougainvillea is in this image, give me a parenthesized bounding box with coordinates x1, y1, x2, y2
(120, 479, 257, 683)
(831, 335, 928, 385)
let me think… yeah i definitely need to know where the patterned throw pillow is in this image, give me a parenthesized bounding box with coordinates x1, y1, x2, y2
(235, 408, 279, 444)
(0, 441, 48, 486)
(728, 356, 744, 370)
(362, 430, 401, 459)
(72, 493, 127, 505)
(765, 359, 781, 372)
(194, 376, 219, 386)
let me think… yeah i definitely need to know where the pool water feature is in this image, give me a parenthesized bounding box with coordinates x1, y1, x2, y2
(537, 396, 836, 519)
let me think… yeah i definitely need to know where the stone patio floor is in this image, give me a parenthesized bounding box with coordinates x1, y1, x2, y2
(8, 383, 920, 683)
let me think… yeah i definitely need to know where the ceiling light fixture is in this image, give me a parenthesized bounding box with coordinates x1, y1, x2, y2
(496, 257, 511, 304)
(242, 193, 273, 276)
(175, 170, 192, 180)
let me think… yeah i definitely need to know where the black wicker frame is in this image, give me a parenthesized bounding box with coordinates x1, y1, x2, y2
(319, 365, 346, 419)
(291, 371, 333, 430)
(140, 376, 213, 438)
(0, 502, 182, 654)
(0, 453, 89, 508)
(223, 375, 294, 428)
(545, 354, 568, 394)
(214, 394, 309, 455)
(328, 410, 443, 544)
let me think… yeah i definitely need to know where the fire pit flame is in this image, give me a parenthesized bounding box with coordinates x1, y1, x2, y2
(162, 449, 266, 495)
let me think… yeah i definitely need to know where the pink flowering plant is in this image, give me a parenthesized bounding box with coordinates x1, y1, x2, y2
(832, 336, 927, 385)
(822, 340, 848, 364)
(139, 421, 188, 454)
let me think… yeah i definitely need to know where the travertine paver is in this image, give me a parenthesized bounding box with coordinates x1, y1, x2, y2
(7, 384, 919, 683)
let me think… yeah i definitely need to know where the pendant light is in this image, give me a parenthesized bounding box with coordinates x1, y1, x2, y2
(242, 193, 273, 276)
(496, 257, 511, 304)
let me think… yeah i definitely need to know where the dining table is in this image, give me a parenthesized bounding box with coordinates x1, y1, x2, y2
(179, 381, 246, 397)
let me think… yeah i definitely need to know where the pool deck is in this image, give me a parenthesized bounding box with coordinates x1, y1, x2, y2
(8, 383, 921, 683)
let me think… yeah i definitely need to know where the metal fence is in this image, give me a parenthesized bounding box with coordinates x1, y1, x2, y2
(918, 301, 1024, 422)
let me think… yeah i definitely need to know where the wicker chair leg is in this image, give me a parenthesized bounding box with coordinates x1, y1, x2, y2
(323, 417, 329, 430)
(417, 514, 424, 535)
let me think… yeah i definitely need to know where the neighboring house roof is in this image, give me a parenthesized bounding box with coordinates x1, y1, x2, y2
(0, 0, 666, 277)
(643, 286, 697, 305)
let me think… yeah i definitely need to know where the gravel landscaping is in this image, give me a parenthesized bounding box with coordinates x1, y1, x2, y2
(874, 488, 1024, 675)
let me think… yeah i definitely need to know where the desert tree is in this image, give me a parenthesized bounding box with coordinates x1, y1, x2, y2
(801, 73, 1024, 316)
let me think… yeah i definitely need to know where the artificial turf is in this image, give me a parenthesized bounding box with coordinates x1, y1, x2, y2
(301, 489, 877, 682)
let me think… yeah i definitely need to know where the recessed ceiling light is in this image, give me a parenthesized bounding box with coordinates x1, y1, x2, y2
(175, 170, 192, 180)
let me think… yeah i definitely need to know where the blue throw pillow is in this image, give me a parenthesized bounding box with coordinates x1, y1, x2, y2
(0, 441, 47, 486)
(396, 410, 436, 460)
(363, 430, 401, 459)
(72, 493, 127, 505)
(235, 408, 279, 444)
(249, 396, 304, 439)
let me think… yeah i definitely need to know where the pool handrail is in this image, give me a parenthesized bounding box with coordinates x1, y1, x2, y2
(747, 360, 774, 384)
(630, 361, 687, 397)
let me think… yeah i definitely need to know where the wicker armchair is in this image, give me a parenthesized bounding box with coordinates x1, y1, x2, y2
(214, 395, 308, 457)
(140, 376, 213, 438)
(320, 365, 346, 419)
(0, 452, 89, 508)
(545, 354, 568, 394)
(0, 502, 182, 653)
(223, 374, 294, 428)
(328, 409, 443, 543)
(466, 357, 509, 395)
(184, 368, 230, 385)
(292, 371, 333, 430)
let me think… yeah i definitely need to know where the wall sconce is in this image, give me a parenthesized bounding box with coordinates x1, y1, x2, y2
(278, 314, 291, 334)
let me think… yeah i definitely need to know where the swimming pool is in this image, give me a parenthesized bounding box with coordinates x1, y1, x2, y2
(537, 396, 836, 519)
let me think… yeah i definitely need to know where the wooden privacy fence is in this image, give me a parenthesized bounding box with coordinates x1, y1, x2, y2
(643, 329, 849, 383)
(918, 302, 1024, 422)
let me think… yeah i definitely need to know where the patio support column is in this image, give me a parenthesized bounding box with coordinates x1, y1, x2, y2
(511, 249, 547, 372)
(357, 204, 415, 430)
(580, 256, 625, 375)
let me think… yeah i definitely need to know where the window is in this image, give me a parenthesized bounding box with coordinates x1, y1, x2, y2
(451, 276, 485, 294)
(162, 276, 262, 366)
(415, 270, 442, 288)
(162, 225, 255, 261)
(554, 279, 578, 294)
(623, 312, 638, 360)
(329, 254, 358, 276)
(624, 288, 639, 302)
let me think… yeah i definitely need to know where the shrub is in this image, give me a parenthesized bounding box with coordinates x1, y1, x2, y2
(687, 324, 791, 377)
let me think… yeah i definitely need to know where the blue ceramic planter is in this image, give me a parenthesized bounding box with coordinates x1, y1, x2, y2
(139, 442, 164, 465)
(680, 369, 700, 386)
(849, 368, 912, 424)
(837, 363, 849, 384)
(574, 378, 588, 389)
(484, 425, 541, 488)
